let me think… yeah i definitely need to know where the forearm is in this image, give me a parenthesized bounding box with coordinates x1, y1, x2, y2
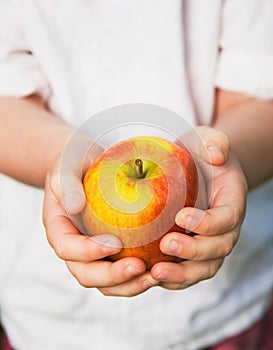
(213, 91, 273, 189)
(0, 95, 74, 187)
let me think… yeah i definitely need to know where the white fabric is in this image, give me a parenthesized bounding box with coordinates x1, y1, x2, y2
(0, 1, 273, 349)
(215, 0, 273, 99)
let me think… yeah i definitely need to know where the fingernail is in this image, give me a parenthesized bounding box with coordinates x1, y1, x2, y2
(175, 212, 191, 228)
(176, 211, 200, 232)
(154, 269, 168, 281)
(167, 239, 181, 254)
(126, 264, 142, 278)
(207, 144, 221, 154)
(91, 235, 122, 252)
(63, 191, 84, 213)
(207, 145, 226, 160)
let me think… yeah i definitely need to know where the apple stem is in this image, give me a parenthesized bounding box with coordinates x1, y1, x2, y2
(135, 159, 144, 179)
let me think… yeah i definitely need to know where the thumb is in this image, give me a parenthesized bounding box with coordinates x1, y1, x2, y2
(61, 172, 86, 214)
(49, 160, 86, 215)
(48, 133, 104, 215)
(180, 126, 230, 166)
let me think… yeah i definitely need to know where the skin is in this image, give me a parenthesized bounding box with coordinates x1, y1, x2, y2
(1, 91, 273, 297)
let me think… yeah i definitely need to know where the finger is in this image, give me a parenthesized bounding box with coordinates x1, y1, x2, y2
(205, 142, 229, 167)
(99, 273, 159, 297)
(66, 258, 147, 289)
(43, 178, 122, 261)
(196, 126, 230, 165)
(151, 259, 224, 289)
(176, 158, 246, 235)
(61, 172, 86, 215)
(160, 231, 238, 261)
(175, 206, 242, 236)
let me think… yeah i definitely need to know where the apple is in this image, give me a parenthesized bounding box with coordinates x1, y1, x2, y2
(81, 136, 198, 269)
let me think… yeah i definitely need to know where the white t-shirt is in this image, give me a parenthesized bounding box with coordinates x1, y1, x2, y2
(0, 1, 273, 349)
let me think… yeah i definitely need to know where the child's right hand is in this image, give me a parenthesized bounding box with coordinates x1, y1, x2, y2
(43, 140, 158, 296)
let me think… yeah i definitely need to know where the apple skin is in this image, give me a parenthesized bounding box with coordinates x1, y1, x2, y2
(81, 136, 198, 269)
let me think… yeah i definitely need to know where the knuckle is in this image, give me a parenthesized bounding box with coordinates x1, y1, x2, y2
(122, 290, 138, 298)
(208, 264, 217, 279)
(109, 265, 124, 286)
(77, 278, 90, 289)
(100, 287, 135, 298)
(229, 210, 240, 231)
(189, 239, 200, 260)
(205, 270, 215, 281)
(76, 270, 91, 288)
(222, 235, 235, 257)
(54, 243, 67, 260)
(170, 283, 183, 290)
(202, 210, 214, 234)
(206, 261, 220, 280)
(160, 283, 182, 291)
(99, 288, 112, 296)
(65, 262, 91, 288)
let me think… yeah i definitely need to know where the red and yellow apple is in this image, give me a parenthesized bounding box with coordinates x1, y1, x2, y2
(82, 136, 198, 269)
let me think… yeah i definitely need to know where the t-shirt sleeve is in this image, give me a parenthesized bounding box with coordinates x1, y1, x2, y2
(215, 0, 273, 100)
(0, 2, 49, 98)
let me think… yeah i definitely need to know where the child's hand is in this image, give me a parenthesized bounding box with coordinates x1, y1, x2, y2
(43, 127, 246, 296)
(42, 138, 159, 297)
(150, 126, 248, 290)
